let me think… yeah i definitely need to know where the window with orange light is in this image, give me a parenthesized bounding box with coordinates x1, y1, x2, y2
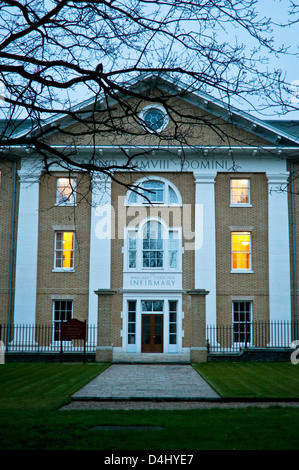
(230, 179, 250, 205)
(54, 232, 74, 269)
(231, 232, 251, 270)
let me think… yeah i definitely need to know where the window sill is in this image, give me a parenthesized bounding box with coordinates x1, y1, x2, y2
(52, 268, 75, 273)
(230, 204, 252, 208)
(54, 203, 77, 207)
(124, 269, 182, 273)
(231, 270, 254, 274)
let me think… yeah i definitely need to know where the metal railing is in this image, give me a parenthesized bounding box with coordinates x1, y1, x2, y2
(1, 320, 298, 355)
(206, 320, 298, 354)
(0, 323, 97, 353)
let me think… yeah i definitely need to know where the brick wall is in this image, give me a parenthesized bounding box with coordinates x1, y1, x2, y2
(35, 172, 91, 325)
(44, 92, 270, 149)
(110, 171, 196, 348)
(215, 172, 269, 325)
(0, 157, 19, 324)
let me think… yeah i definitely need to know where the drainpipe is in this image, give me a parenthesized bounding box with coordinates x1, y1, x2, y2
(7, 159, 17, 352)
(290, 161, 298, 342)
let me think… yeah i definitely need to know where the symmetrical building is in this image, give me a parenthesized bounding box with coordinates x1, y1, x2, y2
(1, 74, 299, 362)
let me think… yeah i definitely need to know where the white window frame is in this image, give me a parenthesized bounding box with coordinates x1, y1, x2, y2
(139, 104, 169, 133)
(53, 231, 75, 271)
(230, 178, 251, 207)
(127, 300, 137, 347)
(232, 301, 252, 346)
(231, 231, 252, 273)
(56, 177, 77, 206)
(125, 218, 182, 272)
(125, 176, 182, 207)
(122, 294, 182, 354)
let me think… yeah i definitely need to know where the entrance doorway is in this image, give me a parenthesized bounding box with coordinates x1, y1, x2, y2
(142, 314, 163, 353)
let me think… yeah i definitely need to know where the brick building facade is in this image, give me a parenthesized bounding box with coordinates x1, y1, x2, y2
(1, 74, 299, 362)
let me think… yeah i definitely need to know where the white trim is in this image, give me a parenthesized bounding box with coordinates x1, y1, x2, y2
(194, 173, 217, 328)
(231, 231, 252, 272)
(124, 217, 182, 272)
(125, 175, 182, 206)
(14, 164, 41, 325)
(138, 103, 169, 134)
(267, 172, 292, 322)
(88, 174, 112, 328)
(53, 230, 75, 271)
(122, 293, 183, 355)
(230, 177, 251, 205)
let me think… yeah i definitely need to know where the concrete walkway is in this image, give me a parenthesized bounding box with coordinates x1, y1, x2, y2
(72, 364, 220, 401)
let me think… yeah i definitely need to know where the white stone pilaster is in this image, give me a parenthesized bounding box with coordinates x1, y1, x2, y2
(14, 166, 41, 325)
(194, 173, 217, 328)
(267, 173, 291, 322)
(88, 174, 112, 328)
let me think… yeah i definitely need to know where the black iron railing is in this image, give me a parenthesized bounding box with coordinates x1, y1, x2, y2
(206, 320, 298, 353)
(0, 320, 298, 355)
(0, 323, 97, 353)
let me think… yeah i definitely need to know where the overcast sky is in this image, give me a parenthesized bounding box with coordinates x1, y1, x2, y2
(237, 0, 299, 120)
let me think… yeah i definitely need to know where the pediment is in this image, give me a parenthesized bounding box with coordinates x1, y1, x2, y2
(14, 73, 299, 151)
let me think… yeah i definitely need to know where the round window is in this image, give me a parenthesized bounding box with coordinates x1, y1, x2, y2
(139, 104, 169, 133)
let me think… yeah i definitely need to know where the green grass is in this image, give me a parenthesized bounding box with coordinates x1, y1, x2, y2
(193, 362, 299, 399)
(0, 362, 299, 450)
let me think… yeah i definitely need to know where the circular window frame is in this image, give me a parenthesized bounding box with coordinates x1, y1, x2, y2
(139, 104, 169, 133)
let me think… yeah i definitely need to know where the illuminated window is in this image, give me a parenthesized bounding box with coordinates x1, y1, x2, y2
(233, 301, 252, 344)
(53, 300, 73, 341)
(231, 232, 251, 270)
(230, 179, 250, 205)
(56, 177, 76, 205)
(54, 231, 74, 270)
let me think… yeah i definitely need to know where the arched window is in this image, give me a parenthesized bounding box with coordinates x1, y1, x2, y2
(126, 177, 182, 206)
(126, 218, 181, 271)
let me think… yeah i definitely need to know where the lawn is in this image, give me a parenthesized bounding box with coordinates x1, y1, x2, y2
(193, 362, 299, 399)
(0, 362, 299, 451)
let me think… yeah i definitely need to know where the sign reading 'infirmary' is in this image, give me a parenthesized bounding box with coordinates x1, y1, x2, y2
(123, 273, 182, 290)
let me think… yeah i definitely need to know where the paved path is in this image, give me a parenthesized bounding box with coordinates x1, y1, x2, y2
(72, 364, 220, 401)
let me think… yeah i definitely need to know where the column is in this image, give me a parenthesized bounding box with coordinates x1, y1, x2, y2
(94, 289, 116, 362)
(88, 174, 112, 328)
(14, 166, 40, 326)
(267, 173, 291, 322)
(194, 173, 217, 328)
(186, 289, 209, 362)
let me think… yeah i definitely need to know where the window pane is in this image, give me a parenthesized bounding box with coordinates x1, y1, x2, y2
(231, 232, 251, 270)
(142, 221, 163, 268)
(127, 300, 136, 345)
(231, 179, 250, 204)
(143, 181, 164, 203)
(57, 177, 76, 204)
(53, 300, 73, 341)
(141, 300, 163, 312)
(233, 301, 251, 344)
(169, 301, 177, 345)
(55, 232, 74, 269)
(169, 187, 178, 204)
(128, 191, 137, 203)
